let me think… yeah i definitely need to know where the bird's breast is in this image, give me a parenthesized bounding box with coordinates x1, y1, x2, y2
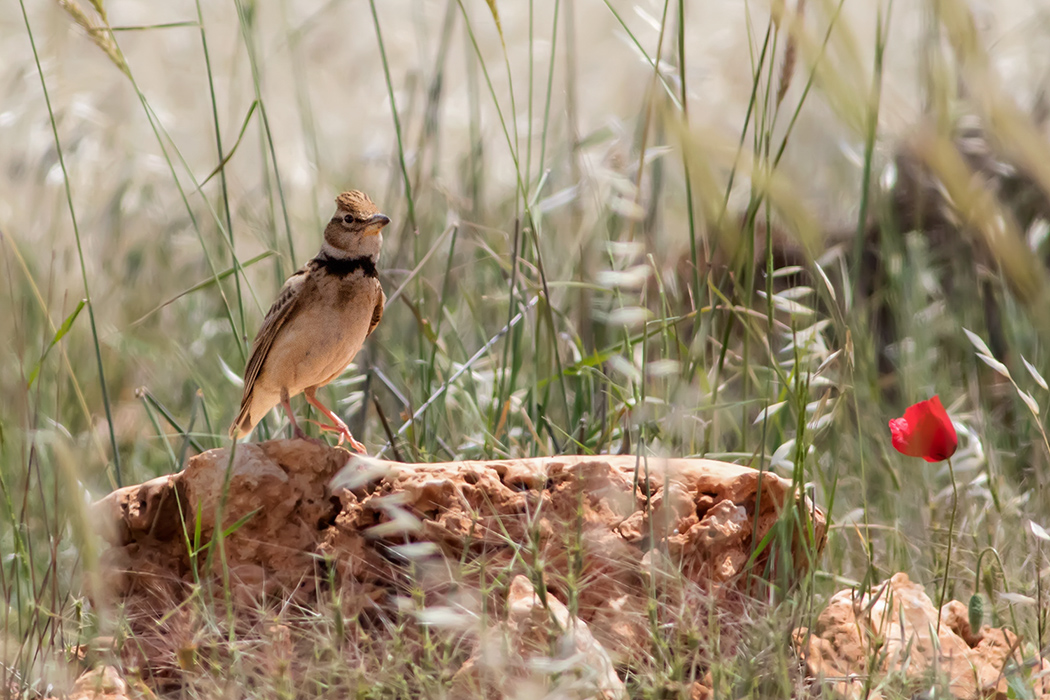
(260, 274, 378, 395)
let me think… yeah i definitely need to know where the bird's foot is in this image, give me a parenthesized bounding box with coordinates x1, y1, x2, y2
(302, 390, 367, 453)
(292, 424, 325, 445)
(325, 424, 367, 454)
(304, 419, 367, 454)
(344, 433, 367, 455)
(281, 395, 322, 444)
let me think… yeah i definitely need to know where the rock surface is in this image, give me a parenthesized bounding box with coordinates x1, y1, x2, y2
(795, 572, 1050, 700)
(91, 440, 825, 688)
(451, 575, 626, 699)
(53, 666, 131, 700)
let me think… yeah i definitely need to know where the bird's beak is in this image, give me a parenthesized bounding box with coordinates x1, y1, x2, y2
(365, 214, 390, 234)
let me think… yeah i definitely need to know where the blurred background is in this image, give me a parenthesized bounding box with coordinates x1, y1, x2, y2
(4, 0, 1050, 694)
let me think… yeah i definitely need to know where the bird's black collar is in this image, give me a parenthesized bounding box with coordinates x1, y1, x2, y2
(314, 254, 378, 279)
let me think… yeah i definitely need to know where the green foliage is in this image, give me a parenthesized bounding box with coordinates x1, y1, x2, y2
(26, 298, 85, 389)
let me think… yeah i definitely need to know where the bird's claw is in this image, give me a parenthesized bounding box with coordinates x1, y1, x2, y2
(330, 426, 367, 454)
(304, 418, 368, 454)
(346, 434, 367, 454)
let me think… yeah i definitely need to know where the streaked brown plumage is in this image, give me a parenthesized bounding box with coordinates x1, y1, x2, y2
(229, 190, 388, 452)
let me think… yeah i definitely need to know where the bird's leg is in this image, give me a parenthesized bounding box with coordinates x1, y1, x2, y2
(280, 388, 309, 441)
(304, 387, 367, 454)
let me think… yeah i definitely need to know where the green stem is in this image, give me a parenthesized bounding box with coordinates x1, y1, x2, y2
(19, 0, 122, 485)
(369, 0, 417, 231)
(852, 1, 891, 303)
(936, 456, 957, 634)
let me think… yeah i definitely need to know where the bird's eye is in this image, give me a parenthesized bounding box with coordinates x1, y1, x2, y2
(343, 214, 355, 224)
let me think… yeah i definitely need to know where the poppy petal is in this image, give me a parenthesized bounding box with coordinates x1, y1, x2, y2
(889, 396, 958, 462)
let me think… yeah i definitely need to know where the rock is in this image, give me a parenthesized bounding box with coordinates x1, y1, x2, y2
(66, 666, 130, 700)
(690, 680, 712, 700)
(505, 575, 625, 699)
(794, 572, 1050, 699)
(91, 441, 826, 687)
(451, 575, 626, 699)
(940, 599, 983, 647)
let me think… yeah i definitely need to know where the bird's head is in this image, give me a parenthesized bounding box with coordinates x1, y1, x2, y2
(322, 190, 390, 259)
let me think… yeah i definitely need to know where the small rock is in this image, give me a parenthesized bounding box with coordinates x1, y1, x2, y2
(452, 576, 626, 699)
(795, 572, 1050, 699)
(67, 666, 129, 700)
(940, 599, 984, 647)
(507, 575, 626, 699)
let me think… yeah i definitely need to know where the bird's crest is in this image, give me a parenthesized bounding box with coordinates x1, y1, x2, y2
(335, 190, 379, 217)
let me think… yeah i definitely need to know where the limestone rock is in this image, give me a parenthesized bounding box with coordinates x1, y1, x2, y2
(794, 572, 1050, 699)
(65, 666, 131, 700)
(91, 441, 826, 686)
(451, 575, 625, 699)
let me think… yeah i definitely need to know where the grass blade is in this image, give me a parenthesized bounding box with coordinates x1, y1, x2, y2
(20, 0, 123, 484)
(26, 299, 85, 389)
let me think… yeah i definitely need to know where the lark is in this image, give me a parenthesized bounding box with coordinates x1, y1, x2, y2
(229, 190, 389, 452)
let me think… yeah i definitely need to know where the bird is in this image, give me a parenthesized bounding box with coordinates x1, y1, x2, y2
(229, 190, 389, 453)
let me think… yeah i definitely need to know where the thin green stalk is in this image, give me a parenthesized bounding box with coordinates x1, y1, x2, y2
(73, 14, 263, 376)
(535, 0, 560, 183)
(936, 456, 958, 634)
(369, 0, 417, 231)
(626, 0, 672, 242)
(233, 0, 297, 266)
(104, 80, 250, 366)
(109, 21, 198, 31)
(465, 29, 484, 220)
(525, 0, 535, 188)
(137, 388, 207, 455)
(677, 0, 701, 312)
(492, 219, 522, 433)
(196, 0, 245, 343)
(719, 21, 772, 219)
(973, 546, 1020, 634)
(772, 0, 848, 170)
(851, 1, 891, 303)
(456, 2, 571, 428)
(600, 0, 682, 110)
(410, 0, 457, 203)
(19, 0, 122, 485)
(377, 297, 540, 458)
(281, 0, 325, 235)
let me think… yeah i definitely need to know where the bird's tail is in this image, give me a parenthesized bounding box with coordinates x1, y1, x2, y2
(228, 402, 253, 441)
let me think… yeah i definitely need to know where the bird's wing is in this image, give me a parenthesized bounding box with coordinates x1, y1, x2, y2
(239, 264, 311, 403)
(367, 284, 385, 337)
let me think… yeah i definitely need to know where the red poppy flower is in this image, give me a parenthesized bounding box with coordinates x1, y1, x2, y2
(888, 396, 958, 462)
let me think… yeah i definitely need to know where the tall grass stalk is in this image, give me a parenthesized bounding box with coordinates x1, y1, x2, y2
(19, 0, 122, 486)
